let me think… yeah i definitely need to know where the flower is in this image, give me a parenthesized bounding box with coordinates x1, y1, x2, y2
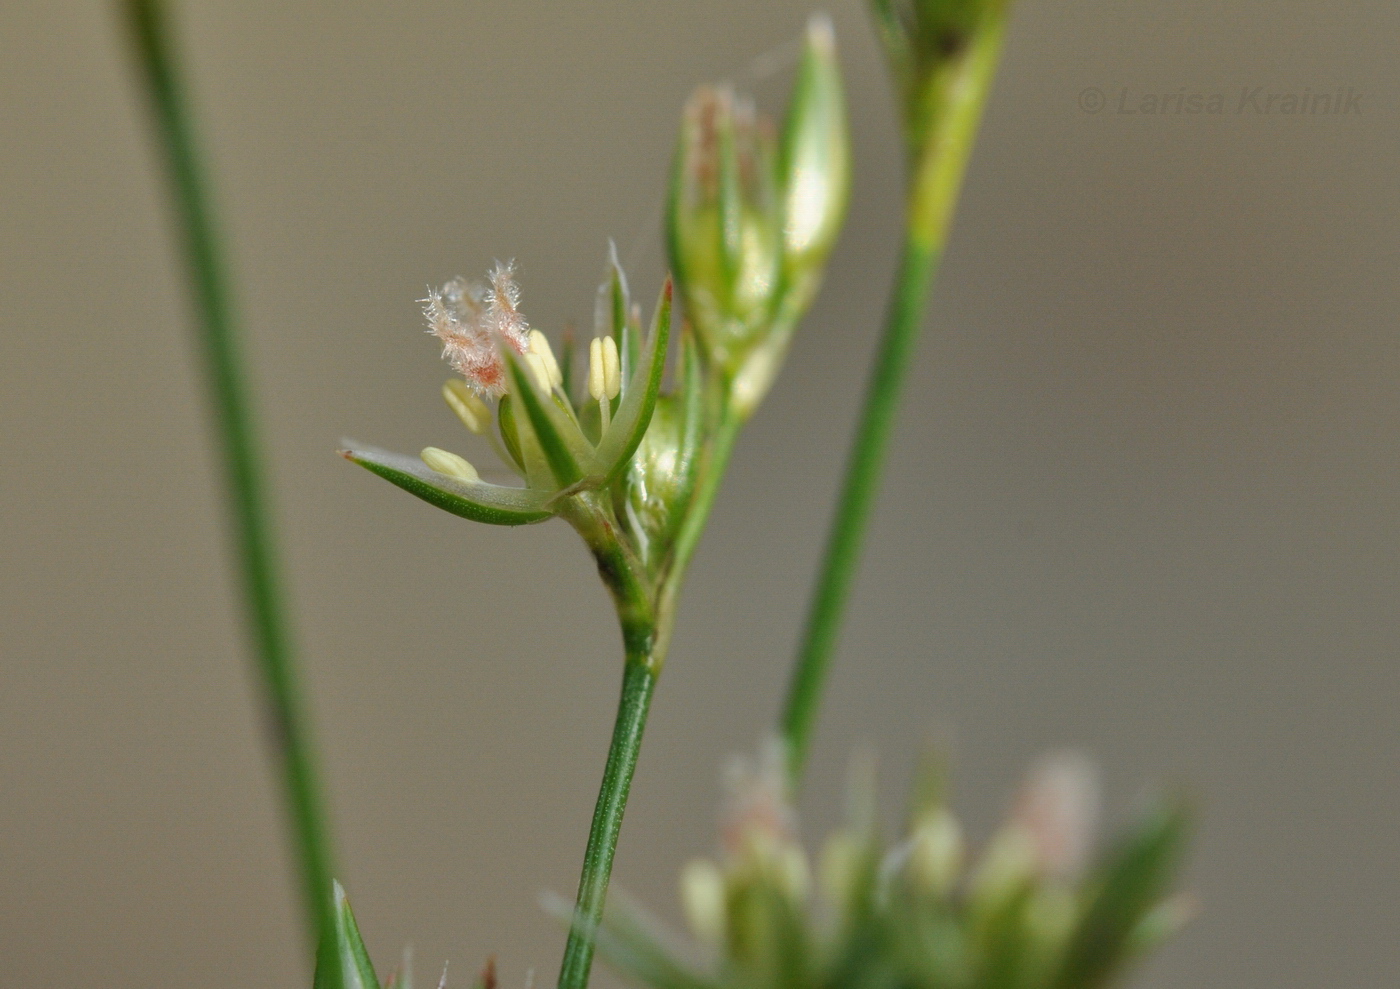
(342, 251, 678, 531)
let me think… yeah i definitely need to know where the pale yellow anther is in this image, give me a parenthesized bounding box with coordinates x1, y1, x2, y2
(528, 329, 563, 389)
(601, 335, 621, 400)
(420, 446, 479, 482)
(442, 379, 490, 435)
(524, 351, 553, 392)
(587, 337, 607, 401)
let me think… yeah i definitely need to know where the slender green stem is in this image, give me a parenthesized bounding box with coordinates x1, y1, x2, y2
(779, 22, 1008, 784)
(120, 0, 338, 976)
(557, 656, 659, 989)
(554, 407, 741, 989)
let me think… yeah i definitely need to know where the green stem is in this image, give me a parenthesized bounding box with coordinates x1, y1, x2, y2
(779, 22, 1007, 784)
(553, 407, 742, 989)
(557, 656, 659, 989)
(120, 0, 338, 976)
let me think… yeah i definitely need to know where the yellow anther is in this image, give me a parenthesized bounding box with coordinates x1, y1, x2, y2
(420, 446, 479, 482)
(601, 335, 621, 399)
(442, 379, 490, 435)
(588, 336, 607, 401)
(524, 351, 553, 392)
(528, 329, 564, 388)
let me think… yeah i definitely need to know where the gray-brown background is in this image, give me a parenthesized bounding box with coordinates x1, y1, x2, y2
(3, 1, 1396, 985)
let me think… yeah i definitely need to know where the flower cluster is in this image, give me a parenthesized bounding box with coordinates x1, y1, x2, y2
(341, 16, 850, 602)
(590, 744, 1191, 989)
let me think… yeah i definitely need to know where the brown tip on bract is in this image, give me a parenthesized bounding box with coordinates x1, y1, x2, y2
(477, 955, 497, 989)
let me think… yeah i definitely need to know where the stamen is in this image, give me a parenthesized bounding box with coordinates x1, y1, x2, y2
(420, 447, 480, 482)
(442, 379, 491, 434)
(588, 337, 607, 401)
(529, 329, 564, 389)
(601, 335, 621, 399)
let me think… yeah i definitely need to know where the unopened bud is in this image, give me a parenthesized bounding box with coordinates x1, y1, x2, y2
(679, 858, 726, 947)
(420, 446, 480, 482)
(970, 825, 1036, 906)
(669, 85, 782, 368)
(443, 379, 491, 434)
(907, 810, 964, 895)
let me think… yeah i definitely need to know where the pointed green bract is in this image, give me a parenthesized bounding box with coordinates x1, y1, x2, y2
(497, 394, 525, 472)
(780, 15, 850, 280)
(595, 280, 674, 485)
(314, 882, 382, 989)
(505, 351, 588, 488)
(341, 444, 554, 525)
(1052, 801, 1191, 989)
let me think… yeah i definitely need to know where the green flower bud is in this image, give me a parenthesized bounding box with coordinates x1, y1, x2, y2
(669, 84, 782, 371)
(868, 0, 1013, 159)
(906, 808, 965, 896)
(668, 17, 850, 415)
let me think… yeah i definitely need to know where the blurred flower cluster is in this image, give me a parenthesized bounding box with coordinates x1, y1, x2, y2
(590, 743, 1191, 989)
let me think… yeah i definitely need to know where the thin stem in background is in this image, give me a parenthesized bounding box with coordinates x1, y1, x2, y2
(557, 658, 659, 989)
(120, 0, 338, 977)
(779, 22, 1009, 784)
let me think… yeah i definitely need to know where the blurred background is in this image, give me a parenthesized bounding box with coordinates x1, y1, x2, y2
(2, 1, 1397, 985)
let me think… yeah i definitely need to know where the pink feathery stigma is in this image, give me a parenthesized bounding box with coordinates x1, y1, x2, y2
(1014, 751, 1100, 881)
(719, 739, 797, 859)
(423, 264, 531, 397)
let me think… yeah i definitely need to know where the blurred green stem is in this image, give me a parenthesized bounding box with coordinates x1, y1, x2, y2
(780, 20, 1008, 784)
(121, 0, 338, 978)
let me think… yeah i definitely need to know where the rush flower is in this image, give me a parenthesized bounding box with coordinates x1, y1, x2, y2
(588, 745, 1190, 989)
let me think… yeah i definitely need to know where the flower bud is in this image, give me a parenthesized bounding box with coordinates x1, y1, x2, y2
(680, 858, 727, 947)
(1015, 750, 1099, 882)
(669, 85, 782, 371)
(668, 20, 849, 417)
(868, 0, 1013, 158)
(906, 808, 964, 895)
